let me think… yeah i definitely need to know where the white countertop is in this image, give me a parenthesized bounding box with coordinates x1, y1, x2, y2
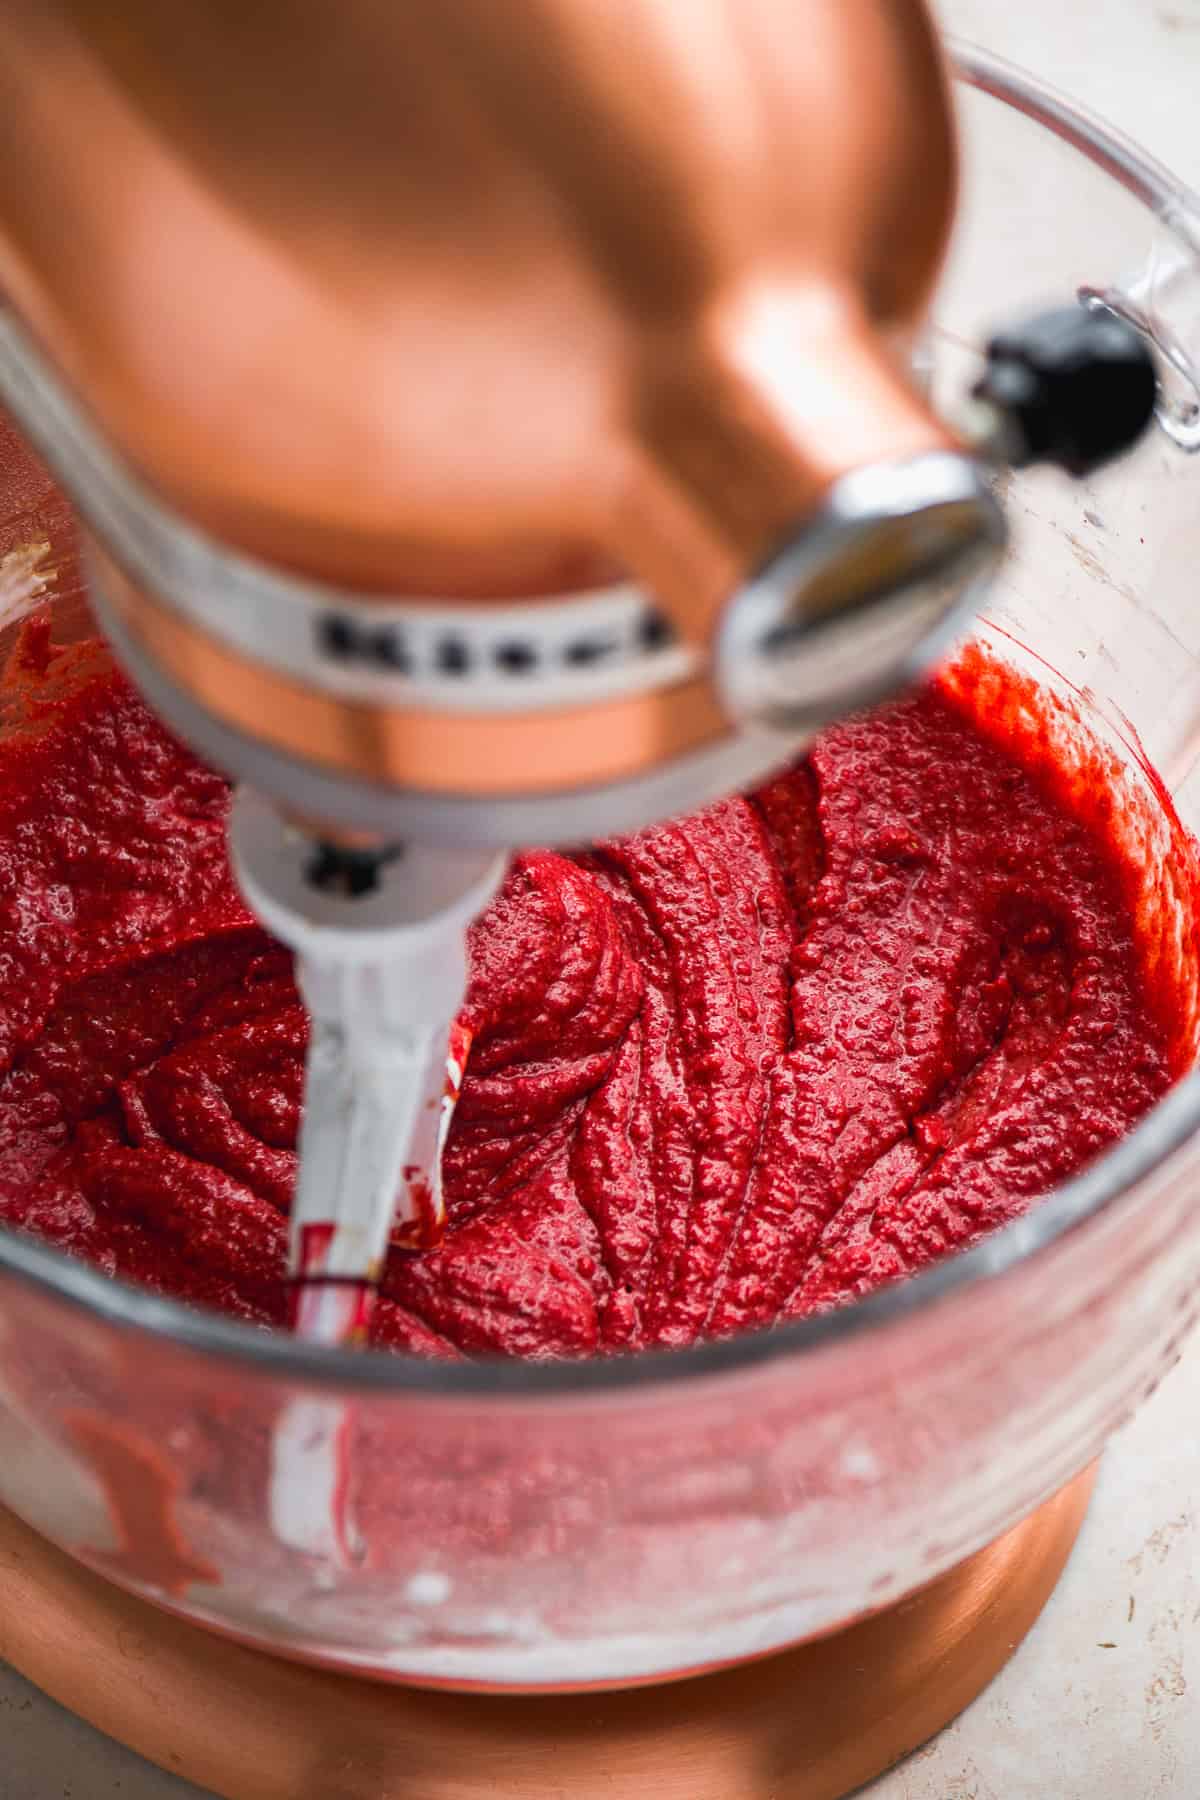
(4, 2, 1200, 1795)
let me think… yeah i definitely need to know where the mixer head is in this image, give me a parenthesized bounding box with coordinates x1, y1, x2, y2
(0, 0, 995, 847)
(0, 0, 1159, 1339)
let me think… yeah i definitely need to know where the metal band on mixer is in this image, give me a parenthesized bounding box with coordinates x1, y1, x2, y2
(91, 582, 801, 845)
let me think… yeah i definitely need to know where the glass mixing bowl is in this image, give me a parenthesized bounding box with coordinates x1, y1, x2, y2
(2, 45, 1200, 1690)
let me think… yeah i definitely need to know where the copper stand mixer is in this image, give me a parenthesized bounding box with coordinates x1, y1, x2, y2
(0, 0, 1154, 1338)
(0, 3, 1166, 1795)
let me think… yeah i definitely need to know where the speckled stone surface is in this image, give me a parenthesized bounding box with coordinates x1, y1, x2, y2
(3, 1, 1200, 1794)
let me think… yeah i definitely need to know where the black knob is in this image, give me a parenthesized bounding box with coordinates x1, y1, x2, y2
(974, 305, 1158, 477)
(305, 840, 405, 898)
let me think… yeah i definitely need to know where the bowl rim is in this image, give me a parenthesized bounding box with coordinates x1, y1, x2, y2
(2, 41, 1200, 1400)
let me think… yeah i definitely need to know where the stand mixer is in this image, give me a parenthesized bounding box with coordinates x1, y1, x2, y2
(0, 6, 1187, 1798)
(0, 0, 1157, 1346)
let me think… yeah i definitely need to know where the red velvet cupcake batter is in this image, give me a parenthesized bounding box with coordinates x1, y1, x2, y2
(0, 621, 1182, 1359)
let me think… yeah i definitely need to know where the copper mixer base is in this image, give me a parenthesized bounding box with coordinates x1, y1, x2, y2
(0, 1467, 1095, 1799)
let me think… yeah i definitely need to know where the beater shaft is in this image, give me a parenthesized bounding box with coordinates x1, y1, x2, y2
(228, 787, 504, 1346)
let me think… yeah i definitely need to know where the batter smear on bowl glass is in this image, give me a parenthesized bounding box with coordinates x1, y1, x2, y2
(0, 617, 1188, 1359)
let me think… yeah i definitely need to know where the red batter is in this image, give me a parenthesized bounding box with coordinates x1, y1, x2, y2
(0, 619, 1185, 1359)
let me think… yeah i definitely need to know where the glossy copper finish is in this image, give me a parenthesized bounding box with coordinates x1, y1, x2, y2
(0, 0, 955, 650)
(97, 552, 731, 796)
(0, 1469, 1096, 1800)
